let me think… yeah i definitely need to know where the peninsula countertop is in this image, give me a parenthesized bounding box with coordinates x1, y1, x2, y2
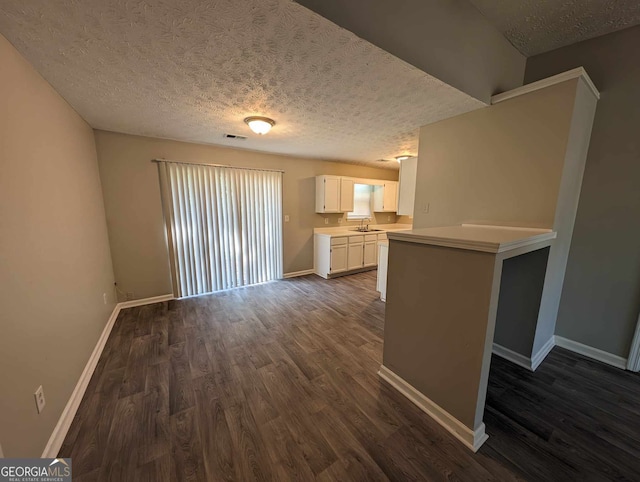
(387, 224, 556, 253)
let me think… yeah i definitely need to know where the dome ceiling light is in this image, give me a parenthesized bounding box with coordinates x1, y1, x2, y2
(395, 155, 412, 163)
(244, 116, 276, 135)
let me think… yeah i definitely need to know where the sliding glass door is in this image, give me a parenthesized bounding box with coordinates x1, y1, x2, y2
(157, 160, 283, 298)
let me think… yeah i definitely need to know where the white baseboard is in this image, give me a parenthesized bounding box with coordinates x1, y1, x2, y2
(492, 343, 534, 371)
(555, 336, 627, 370)
(283, 269, 315, 279)
(531, 336, 556, 371)
(42, 293, 174, 458)
(118, 293, 174, 309)
(378, 365, 488, 452)
(41, 304, 120, 458)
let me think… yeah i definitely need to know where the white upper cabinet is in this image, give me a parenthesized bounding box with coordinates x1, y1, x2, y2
(373, 181, 398, 212)
(397, 157, 418, 216)
(316, 175, 341, 213)
(340, 177, 355, 212)
(316, 175, 401, 214)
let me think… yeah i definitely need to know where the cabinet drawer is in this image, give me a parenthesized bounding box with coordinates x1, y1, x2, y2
(331, 236, 348, 246)
(364, 234, 378, 242)
(378, 233, 388, 241)
(348, 235, 364, 244)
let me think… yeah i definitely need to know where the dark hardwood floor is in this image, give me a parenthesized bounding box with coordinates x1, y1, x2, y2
(59, 271, 640, 481)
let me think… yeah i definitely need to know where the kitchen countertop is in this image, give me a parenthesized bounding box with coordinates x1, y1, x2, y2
(387, 224, 556, 253)
(314, 223, 412, 238)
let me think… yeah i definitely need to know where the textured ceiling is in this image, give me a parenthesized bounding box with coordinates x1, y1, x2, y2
(468, 0, 640, 56)
(0, 0, 484, 168)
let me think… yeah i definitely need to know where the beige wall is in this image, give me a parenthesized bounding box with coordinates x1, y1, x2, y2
(94, 131, 399, 300)
(0, 35, 115, 456)
(412, 79, 578, 231)
(384, 240, 497, 429)
(411, 78, 598, 358)
(526, 26, 640, 358)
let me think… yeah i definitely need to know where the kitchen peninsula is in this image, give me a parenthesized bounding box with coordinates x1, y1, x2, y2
(380, 224, 556, 451)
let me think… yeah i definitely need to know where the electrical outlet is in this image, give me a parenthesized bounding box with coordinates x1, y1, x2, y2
(103, 292, 108, 305)
(34, 386, 46, 414)
(284, 215, 290, 222)
(337, 218, 342, 224)
(387, 215, 391, 222)
(324, 218, 329, 225)
(126, 292, 134, 301)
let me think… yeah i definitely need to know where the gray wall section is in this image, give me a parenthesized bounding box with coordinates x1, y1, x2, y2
(494, 248, 550, 356)
(525, 26, 640, 358)
(294, 0, 525, 103)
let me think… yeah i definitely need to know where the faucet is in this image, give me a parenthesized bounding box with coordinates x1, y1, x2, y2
(359, 217, 371, 232)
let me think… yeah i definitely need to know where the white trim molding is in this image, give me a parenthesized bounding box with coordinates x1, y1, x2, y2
(378, 365, 488, 452)
(118, 293, 174, 309)
(42, 294, 174, 458)
(283, 269, 315, 279)
(627, 314, 640, 372)
(555, 336, 627, 370)
(492, 343, 533, 371)
(531, 336, 556, 371)
(491, 67, 600, 105)
(493, 337, 555, 372)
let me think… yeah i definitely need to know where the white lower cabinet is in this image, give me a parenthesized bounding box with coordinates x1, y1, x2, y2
(330, 243, 348, 274)
(363, 234, 377, 267)
(314, 233, 385, 279)
(347, 235, 364, 270)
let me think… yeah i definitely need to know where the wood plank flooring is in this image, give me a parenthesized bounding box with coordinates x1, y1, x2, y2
(59, 271, 640, 481)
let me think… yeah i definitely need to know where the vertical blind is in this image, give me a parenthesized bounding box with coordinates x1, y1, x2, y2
(157, 160, 283, 298)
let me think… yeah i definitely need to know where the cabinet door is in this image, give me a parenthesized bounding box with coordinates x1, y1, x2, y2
(363, 241, 377, 267)
(330, 244, 348, 273)
(340, 178, 355, 212)
(373, 182, 398, 212)
(324, 177, 341, 212)
(384, 181, 398, 212)
(347, 243, 364, 270)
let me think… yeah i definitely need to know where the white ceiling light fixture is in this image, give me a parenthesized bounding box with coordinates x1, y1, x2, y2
(244, 116, 276, 135)
(395, 155, 412, 163)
